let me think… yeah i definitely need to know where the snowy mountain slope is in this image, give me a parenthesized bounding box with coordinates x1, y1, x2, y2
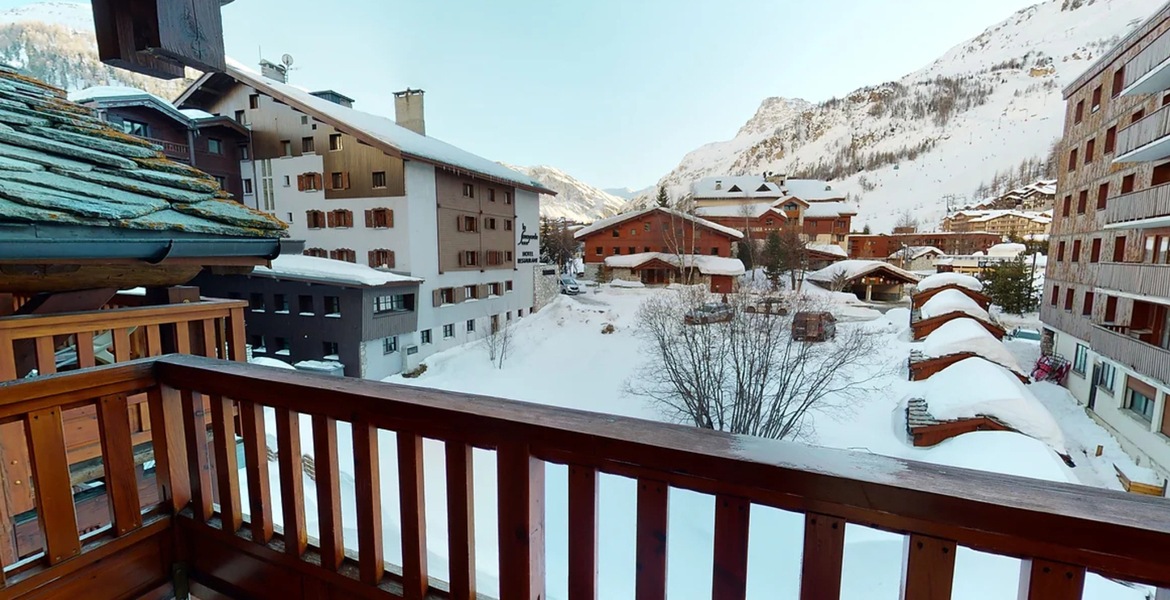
(604, 185, 653, 200)
(644, 0, 1160, 233)
(502, 163, 631, 222)
(0, 1, 194, 98)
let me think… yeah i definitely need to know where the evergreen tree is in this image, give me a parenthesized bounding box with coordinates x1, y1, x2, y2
(736, 240, 754, 271)
(862, 224, 871, 234)
(763, 231, 784, 288)
(656, 186, 669, 207)
(981, 256, 1038, 315)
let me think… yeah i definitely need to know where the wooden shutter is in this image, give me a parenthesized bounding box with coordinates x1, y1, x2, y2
(343, 211, 352, 227)
(368, 250, 376, 267)
(478, 284, 489, 299)
(365, 210, 374, 228)
(457, 252, 464, 266)
(297, 174, 306, 191)
(313, 173, 323, 190)
(329, 249, 337, 260)
(342, 172, 351, 189)
(432, 289, 442, 307)
(456, 215, 464, 232)
(454, 286, 466, 303)
(327, 211, 336, 228)
(387, 209, 394, 228)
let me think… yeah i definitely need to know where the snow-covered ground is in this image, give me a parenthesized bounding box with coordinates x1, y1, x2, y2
(238, 284, 1154, 599)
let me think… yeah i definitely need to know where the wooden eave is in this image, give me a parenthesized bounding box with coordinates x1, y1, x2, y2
(911, 312, 1006, 340)
(912, 285, 993, 310)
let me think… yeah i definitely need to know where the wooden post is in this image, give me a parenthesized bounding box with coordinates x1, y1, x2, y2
(635, 478, 668, 600)
(353, 421, 383, 585)
(567, 465, 598, 600)
(180, 390, 214, 521)
(148, 385, 191, 513)
(712, 494, 750, 600)
(96, 394, 143, 536)
(1017, 559, 1085, 600)
(209, 395, 242, 533)
(497, 443, 545, 600)
(398, 433, 428, 600)
(446, 442, 476, 600)
(25, 407, 80, 565)
(312, 415, 343, 570)
(900, 534, 956, 600)
(239, 401, 273, 544)
(275, 408, 306, 557)
(799, 513, 846, 600)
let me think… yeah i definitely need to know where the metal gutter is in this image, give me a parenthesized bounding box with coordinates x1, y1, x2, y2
(0, 237, 299, 262)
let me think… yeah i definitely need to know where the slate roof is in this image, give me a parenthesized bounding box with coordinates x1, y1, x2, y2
(0, 65, 286, 239)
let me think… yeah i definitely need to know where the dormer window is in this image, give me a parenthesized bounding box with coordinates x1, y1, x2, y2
(728, 185, 742, 193)
(756, 185, 770, 192)
(784, 203, 798, 211)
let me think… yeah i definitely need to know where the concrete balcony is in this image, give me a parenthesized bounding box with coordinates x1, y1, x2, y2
(1122, 27, 1170, 96)
(1115, 104, 1170, 162)
(1090, 323, 1170, 387)
(1096, 261, 1170, 300)
(1103, 183, 1170, 228)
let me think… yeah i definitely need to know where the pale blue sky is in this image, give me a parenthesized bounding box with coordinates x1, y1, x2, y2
(21, 0, 1039, 188)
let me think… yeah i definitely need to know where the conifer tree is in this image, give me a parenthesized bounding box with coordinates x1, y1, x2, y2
(981, 256, 1038, 315)
(656, 186, 669, 207)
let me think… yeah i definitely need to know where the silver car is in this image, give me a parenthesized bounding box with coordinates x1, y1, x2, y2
(560, 276, 580, 295)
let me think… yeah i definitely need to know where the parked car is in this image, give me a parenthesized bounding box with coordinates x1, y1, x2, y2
(1008, 327, 1042, 341)
(745, 296, 789, 316)
(792, 311, 837, 342)
(560, 276, 581, 295)
(684, 303, 734, 325)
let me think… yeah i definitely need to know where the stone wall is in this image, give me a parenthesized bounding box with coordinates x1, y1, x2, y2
(533, 263, 561, 312)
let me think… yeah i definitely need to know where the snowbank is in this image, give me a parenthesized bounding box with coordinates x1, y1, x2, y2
(987, 242, 1026, 257)
(603, 252, 745, 276)
(608, 279, 645, 288)
(918, 431, 1075, 483)
(916, 357, 1066, 453)
(253, 254, 423, 287)
(919, 289, 990, 321)
(917, 272, 984, 293)
(921, 318, 1025, 376)
(806, 260, 920, 284)
(249, 356, 295, 370)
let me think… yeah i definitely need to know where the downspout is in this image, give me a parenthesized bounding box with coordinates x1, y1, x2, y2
(187, 128, 197, 166)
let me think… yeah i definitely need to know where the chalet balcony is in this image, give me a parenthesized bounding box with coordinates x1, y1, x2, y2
(1090, 323, 1170, 388)
(1102, 183, 1170, 227)
(1114, 104, 1170, 162)
(1121, 26, 1170, 96)
(142, 136, 191, 163)
(2, 353, 1170, 600)
(1096, 261, 1170, 300)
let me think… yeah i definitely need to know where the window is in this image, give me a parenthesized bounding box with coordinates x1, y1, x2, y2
(327, 209, 353, 228)
(330, 172, 349, 190)
(275, 337, 290, 355)
(459, 215, 479, 232)
(283, 175, 290, 187)
(421, 329, 432, 344)
(1064, 288, 1074, 311)
(304, 247, 328, 258)
(249, 93, 260, 109)
(644, 222, 651, 231)
(243, 178, 253, 194)
(250, 334, 265, 352)
(1082, 292, 1094, 316)
(1068, 148, 1077, 172)
(1061, 195, 1071, 217)
(1057, 241, 1066, 261)
(1072, 239, 1081, 261)
(302, 136, 315, 153)
(504, 191, 512, 205)
(439, 288, 455, 304)
(443, 324, 455, 339)
(366, 208, 394, 228)
(1154, 161, 1170, 186)
(466, 319, 476, 333)
(274, 294, 289, 313)
(329, 134, 343, 151)
(323, 341, 339, 359)
(505, 250, 513, 262)
(766, 218, 775, 226)
(485, 217, 498, 230)
(1090, 238, 1101, 263)
(465, 285, 479, 300)
(383, 336, 398, 354)
(711, 247, 719, 256)
(1050, 285, 1060, 307)
(1099, 362, 1116, 394)
(249, 293, 265, 311)
(1105, 126, 1116, 154)
(374, 294, 411, 313)
(281, 140, 292, 156)
(612, 247, 620, 255)
(238, 144, 250, 160)
(372, 171, 386, 188)
(1114, 236, 1126, 262)
(121, 119, 150, 137)
(1097, 183, 1108, 210)
(612, 230, 620, 238)
(505, 219, 513, 231)
(1113, 67, 1125, 97)
(1073, 343, 1088, 375)
(628, 246, 635, 255)
(1122, 173, 1136, 194)
(1091, 85, 1102, 112)
(462, 183, 475, 198)
(506, 280, 514, 292)
(488, 282, 502, 296)
(1105, 295, 1118, 323)
(214, 175, 226, 188)
(235, 110, 245, 124)
(302, 115, 309, 125)
(1084, 138, 1094, 163)
(460, 251, 479, 266)
(1076, 190, 1087, 214)
(324, 295, 340, 316)
(595, 247, 603, 256)
(1126, 378, 1157, 421)
(1074, 100, 1084, 124)
(329, 248, 356, 263)
(368, 248, 396, 268)
(489, 189, 496, 202)
(208, 138, 222, 155)
(306, 210, 326, 229)
(299, 295, 314, 315)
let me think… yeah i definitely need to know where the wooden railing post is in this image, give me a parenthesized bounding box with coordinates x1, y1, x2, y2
(799, 513, 846, 600)
(446, 442, 476, 600)
(635, 478, 668, 600)
(712, 494, 750, 600)
(275, 408, 307, 557)
(353, 420, 383, 585)
(209, 394, 242, 533)
(1017, 559, 1085, 600)
(147, 385, 190, 512)
(900, 534, 956, 600)
(312, 415, 343, 570)
(96, 393, 143, 536)
(497, 443, 545, 600)
(180, 389, 214, 521)
(24, 407, 80, 565)
(239, 401, 273, 544)
(398, 432, 429, 600)
(567, 465, 598, 600)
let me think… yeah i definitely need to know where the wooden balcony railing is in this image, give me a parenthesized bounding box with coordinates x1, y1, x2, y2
(1097, 261, 1170, 299)
(142, 137, 189, 161)
(1090, 323, 1170, 387)
(1124, 26, 1170, 91)
(1102, 183, 1170, 226)
(3, 355, 1170, 600)
(1116, 103, 1170, 157)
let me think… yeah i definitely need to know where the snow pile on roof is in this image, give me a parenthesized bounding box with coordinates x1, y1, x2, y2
(922, 318, 1025, 376)
(808, 244, 848, 258)
(916, 357, 1066, 453)
(223, 58, 552, 194)
(68, 85, 168, 104)
(807, 260, 920, 284)
(294, 359, 345, 370)
(803, 201, 858, 218)
(180, 107, 216, 120)
(781, 179, 846, 201)
(574, 206, 744, 239)
(888, 246, 944, 260)
(987, 242, 1027, 257)
(691, 176, 784, 199)
(920, 289, 990, 321)
(250, 356, 295, 370)
(919, 431, 1074, 483)
(694, 202, 784, 219)
(254, 254, 423, 287)
(918, 272, 984, 293)
(604, 252, 746, 276)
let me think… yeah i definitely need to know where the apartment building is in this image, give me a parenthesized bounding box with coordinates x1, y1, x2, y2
(692, 175, 856, 247)
(1043, 1, 1170, 478)
(175, 60, 555, 374)
(940, 209, 1051, 238)
(848, 232, 1002, 259)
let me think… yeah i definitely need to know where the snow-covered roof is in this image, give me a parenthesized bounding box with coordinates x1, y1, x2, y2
(918, 272, 984, 293)
(807, 260, 921, 284)
(70, 85, 192, 125)
(781, 179, 847, 201)
(604, 252, 746, 276)
(692, 176, 784, 199)
(920, 289, 991, 321)
(915, 357, 1066, 453)
(802, 201, 857, 219)
(249, 356, 296, 370)
(921, 318, 1026, 377)
(574, 206, 745, 240)
(694, 202, 785, 219)
(179, 107, 216, 120)
(294, 359, 345, 370)
(193, 59, 554, 195)
(888, 246, 944, 260)
(987, 242, 1027, 257)
(808, 244, 848, 258)
(253, 254, 423, 287)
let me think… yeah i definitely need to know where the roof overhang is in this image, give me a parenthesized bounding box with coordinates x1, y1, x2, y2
(0, 223, 299, 263)
(79, 95, 192, 128)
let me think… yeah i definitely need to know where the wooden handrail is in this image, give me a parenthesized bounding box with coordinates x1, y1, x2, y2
(0, 298, 245, 337)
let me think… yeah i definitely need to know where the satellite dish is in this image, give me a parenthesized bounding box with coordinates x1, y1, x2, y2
(281, 54, 294, 67)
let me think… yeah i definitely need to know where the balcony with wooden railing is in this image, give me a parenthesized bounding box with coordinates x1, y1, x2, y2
(1122, 25, 1170, 96)
(1115, 103, 1170, 162)
(1096, 261, 1170, 299)
(1, 354, 1170, 600)
(1102, 183, 1170, 226)
(1090, 323, 1170, 388)
(143, 137, 190, 162)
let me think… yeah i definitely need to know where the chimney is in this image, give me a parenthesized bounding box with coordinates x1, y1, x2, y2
(259, 59, 288, 83)
(765, 172, 787, 187)
(393, 89, 425, 135)
(715, 179, 722, 190)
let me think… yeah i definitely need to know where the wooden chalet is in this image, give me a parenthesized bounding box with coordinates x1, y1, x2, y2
(905, 397, 1015, 447)
(909, 348, 1030, 384)
(911, 307, 1006, 341)
(912, 284, 993, 311)
(806, 260, 921, 302)
(2, 7, 1170, 600)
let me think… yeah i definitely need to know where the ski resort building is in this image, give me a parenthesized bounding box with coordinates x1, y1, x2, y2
(691, 175, 856, 248)
(1044, 1, 1170, 479)
(173, 60, 555, 374)
(940, 209, 1051, 238)
(847, 232, 1002, 259)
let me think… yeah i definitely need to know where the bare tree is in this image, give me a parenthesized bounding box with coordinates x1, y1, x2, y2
(481, 312, 514, 369)
(777, 226, 809, 292)
(539, 217, 577, 271)
(894, 210, 919, 232)
(627, 288, 888, 440)
(737, 203, 758, 279)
